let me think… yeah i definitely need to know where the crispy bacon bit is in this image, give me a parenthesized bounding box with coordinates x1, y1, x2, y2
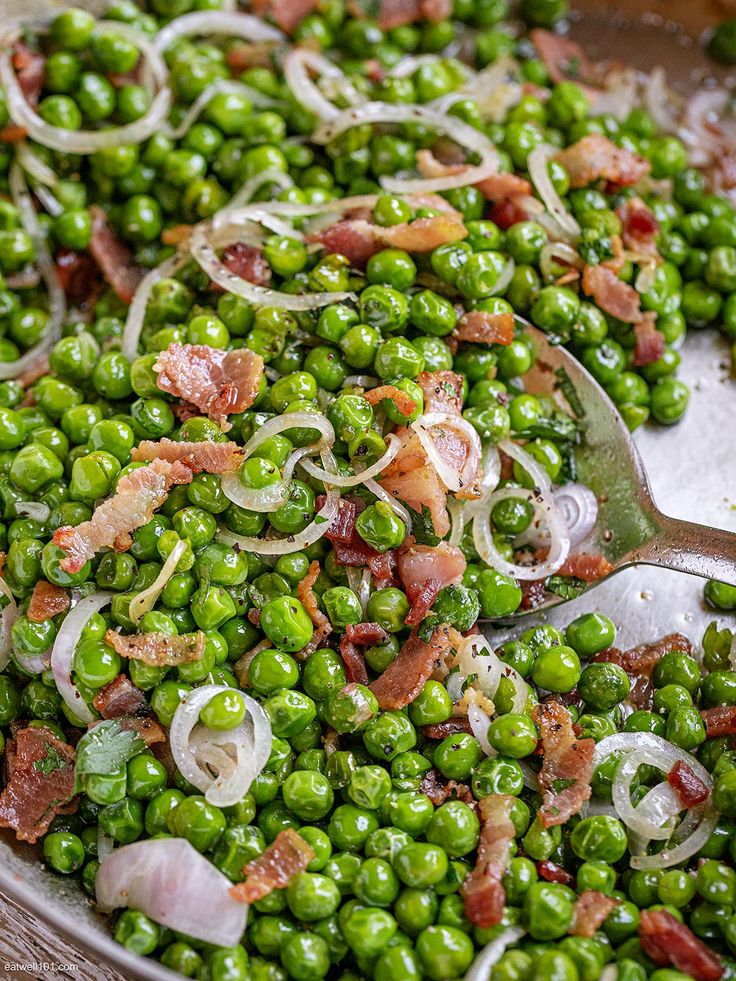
(532, 701, 594, 827)
(346, 622, 389, 646)
(582, 264, 642, 323)
(297, 560, 333, 659)
(230, 828, 315, 903)
(154, 343, 264, 430)
(348, 0, 451, 30)
(556, 134, 650, 190)
(380, 432, 449, 537)
(225, 41, 276, 72)
(621, 632, 691, 676)
(55, 249, 100, 308)
(88, 206, 145, 305)
(423, 717, 473, 739)
(668, 760, 710, 808)
(536, 860, 575, 885)
(27, 581, 69, 623)
(370, 625, 460, 710)
(701, 705, 736, 739)
(161, 224, 192, 247)
(520, 578, 548, 611)
(417, 370, 464, 415)
(461, 794, 515, 928)
(397, 542, 466, 598)
(53, 458, 195, 574)
(617, 198, 661, 260)
(219, 243, 271, 288)
(322, 497, 399, 582)
(117, 716, 167, 747)
(0, 125, 28, 143)
(557, 553, 614, 582)
(365, 385, 418, 417)
(490, 196, 536, 230)
(420, 768, 474, 807)
(326, 497, 360, 545)
(405, 578, 442, 626)
(571, 890, 619, 937)
(415, 149, 532, 202)
(93, 675, 148, 719)
(105, 629, 205, 667)
(530, 30, 606, 87)
(450, 310, 514, 353)
(250, 0, 317, 33)
(339, 636, 369, 685)
(131, 438, 243, 473)
(633, 314, 665, 367)
(639, 909, 724, 981)
(13, 42, 45, 107)
(0, 726, 76, 843)
(311, 213, 466, 269)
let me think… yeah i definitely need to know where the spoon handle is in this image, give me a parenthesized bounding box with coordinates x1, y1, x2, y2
(630, 513, 736, 585)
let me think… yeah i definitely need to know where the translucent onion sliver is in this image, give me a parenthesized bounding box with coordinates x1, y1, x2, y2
(527, 144, 580, 243)
(129, 539, 187, 625)
(299, 434, 400, 487)
(0, 577, 19, 672)
(51, 592, 112, 725)
(466, 927, 526, 981)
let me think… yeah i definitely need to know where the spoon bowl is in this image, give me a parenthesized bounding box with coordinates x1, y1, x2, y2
(502, 317, 736, 619)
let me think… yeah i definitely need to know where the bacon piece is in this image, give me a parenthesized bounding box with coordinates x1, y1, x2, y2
(296, 560, 333, 658)
(536, 860, 575, 886)
(27, 581, 69, 623)
(370, 625, 460, 710)
(571, 890, 618, 937)
(405, 578, 442, 627)
(381, 429, 450, 538)
(155, 343, 264, 430)
(621, 632, 691, 676)
(701, 706, 736, 739)
(633, 314, 665, 367)
(311, 213, 466, 269)
(530, 30, 606, 87)
(311, 220, 379, 269)
(219, 243, 271, 288)
(582, 264, 642, 323)
(55, 248, 101, 308)
(617, 198, 661, 261)
(105, 629, 205, 667)
(639, 909, 724, 981)
(490, 196, 536, 230)
(450, 310, 514, 352)
(556, 134, 650, 190)
(532, 701, 594, 828)
(557, 553, 614, 582)
(0, 726, 76, 843)
(423, 717, 473, 739)
(325, 497, 360, 545)
(346, 622, 389, 646)
(415, 149, 532, 202)
(131, 438, 243, 473)
(397, 541, 466, 597)
(53, 458, 195, 574)
(417, 370, 464, 415)
(668, 760, 709, 808)
(250, 0, 318, 33)
(225, 41, 276, 72)
(420, 768, 474, 806)
(339, 637, 369, 685)
(0, 125, 28, 143)
(116, 716, 166, 747)
(461, 794, 515, 928)
(88, 206, 145, 304)
(365, 385, 418, 417)
(520, 578, 548, 611)
(322, 496, 399, 583)
(13, 42, 45, 108)
(348, 0, 451, 29)
(93, 675, 149, 719)
(230, 828, 315, 903)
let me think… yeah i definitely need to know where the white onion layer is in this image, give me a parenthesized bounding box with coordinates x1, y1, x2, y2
(169, 684, 272, 808)
(554, 483, 599, 547)
(0, 576, 18, 673)
(121, 250, 191, 362)
(411, 413, 481, 494)
(527, 144, 581, 243)
(51, 592, 112, 725)
(129, 540, 187, 625)
(466, 927, 526, 981)
(153, 10, 283, 53)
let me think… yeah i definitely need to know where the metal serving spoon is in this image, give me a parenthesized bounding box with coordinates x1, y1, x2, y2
(510, 317, 736, 618)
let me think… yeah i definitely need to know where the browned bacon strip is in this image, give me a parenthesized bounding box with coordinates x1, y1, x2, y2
(404, 578, 441, 626)
(582, 264, 642, 322)
(533, 701, 594, 828)
(397, 542, 466, 596)
(633, 314, 665, 367)
(13, 42, 45, 108)
(105, 629, 205, 667)
(570, 890, 619, 937)
(27, 581, 69, 623)
(297, 560, 332, 660)
(53, 459, 195, 573)
(639, 909, 724, 981)
(536, 860, 574, 885)
(0, 727, 76, 843)
(668, 760, 710, 808)
(93, 675, 148, 719)
(339, 636, 369, 685)
(364, 385, 417, 417)
(370, 626, 460, 710)
(130, 438, 243, 473)
(555, 134, 650, 189)
(311, 213, 466, 269)
(417, 370, 464, 415)
(155, 343, 264, 430)
(461, 794, 515, 928)
(617, 198, 661, 262)
(89, 206, 145, 304)
(423, 717, 473, 739)
(346, 622, 389, 646)
(219, 243, 271, 288)
(250, 0, 317, 33)
(450, 310, 514, 352)
(420, 768, 474, 806)
(701, 705, 736, 739)
(230, 828, 315, 903)
(530, 29, 607, 87)
(556, 553, 614, 582)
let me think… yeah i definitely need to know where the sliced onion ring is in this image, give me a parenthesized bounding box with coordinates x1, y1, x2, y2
(51, 591, 112, 724)
(411, 412, 481, 494)
(0, 576, 18, 673)
(96, 838, 248, 947)
(164, 79, 278, 140)
(363, 477, 414, 533)
(121, 250, 191, 362)
(283, 47, 357, 122)
(527, 144, 580, 243)
(299, 434, 400, 487)
(169, 684, 272, 808)
(153, 10, 283, 53)
(312, 101, 500, 194)
(554, 483, 598, 547)
(130, 539, 187, 625)
(498, 437, 552, 493)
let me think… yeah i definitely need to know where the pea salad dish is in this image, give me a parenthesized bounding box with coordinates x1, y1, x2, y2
(1, 0, 736, 978)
